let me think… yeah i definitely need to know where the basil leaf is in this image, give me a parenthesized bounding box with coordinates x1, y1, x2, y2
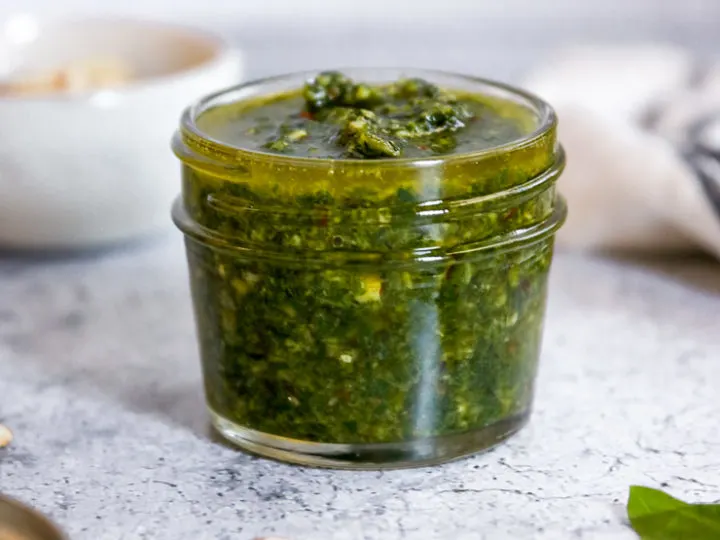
(627, 485, 720, 539)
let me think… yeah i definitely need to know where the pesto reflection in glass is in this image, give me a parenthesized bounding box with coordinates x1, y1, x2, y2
(172, 69, 567, 468)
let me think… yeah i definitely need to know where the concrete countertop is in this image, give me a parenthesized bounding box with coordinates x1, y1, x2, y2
(1, 235, 719, 540)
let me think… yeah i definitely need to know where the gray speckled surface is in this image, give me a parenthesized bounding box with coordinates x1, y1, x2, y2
(1, 234, 719, 540)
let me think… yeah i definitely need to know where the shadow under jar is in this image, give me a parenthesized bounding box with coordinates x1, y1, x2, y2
(172, 69, 567, 469)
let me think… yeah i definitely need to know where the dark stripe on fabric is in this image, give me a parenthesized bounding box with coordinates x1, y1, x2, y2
(683, 148, 720, 220)
(684, 114, 720, 219)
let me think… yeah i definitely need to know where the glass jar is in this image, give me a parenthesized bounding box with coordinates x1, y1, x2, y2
(172, 69, 567, 469)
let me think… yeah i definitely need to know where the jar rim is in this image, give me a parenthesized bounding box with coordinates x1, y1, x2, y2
(177, 67, 557, 169)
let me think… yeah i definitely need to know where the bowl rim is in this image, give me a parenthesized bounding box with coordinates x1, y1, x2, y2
(0, 14, 242, 103)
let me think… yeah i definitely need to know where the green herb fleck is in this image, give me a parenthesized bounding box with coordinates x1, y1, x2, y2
(263, 71, 482, 158)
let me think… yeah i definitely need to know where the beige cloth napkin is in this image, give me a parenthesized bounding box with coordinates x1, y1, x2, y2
(523, 44, 720, 259)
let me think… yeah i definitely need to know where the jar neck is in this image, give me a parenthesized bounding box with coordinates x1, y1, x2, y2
(172, 148, 566, 264)
(173, 123, 558, 204)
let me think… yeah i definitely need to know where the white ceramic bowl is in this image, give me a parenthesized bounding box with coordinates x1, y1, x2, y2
(0, 16, 244, 249)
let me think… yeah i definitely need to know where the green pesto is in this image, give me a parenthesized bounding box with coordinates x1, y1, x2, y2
(197, 71, 534, 159)
(176, 72, 562, 447)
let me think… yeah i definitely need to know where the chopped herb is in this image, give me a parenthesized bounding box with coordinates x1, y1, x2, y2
(201, 72, 532, 159)
(264, 127, 308, 152)
(287, 72, 474, 157)
(302, 70, 383, 112)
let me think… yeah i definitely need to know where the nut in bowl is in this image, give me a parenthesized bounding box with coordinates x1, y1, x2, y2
(0, 16, 244, 249)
